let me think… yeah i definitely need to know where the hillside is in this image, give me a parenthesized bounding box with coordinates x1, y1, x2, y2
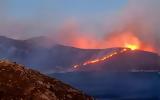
(75, 50, 160, 72)
(0, 36, 159, 73)
(0, 60, 93, 100)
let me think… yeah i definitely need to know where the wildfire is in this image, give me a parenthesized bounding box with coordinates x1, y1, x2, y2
(73, 48, 131, 69)
(105, 32, 155, 52)
(64, 31, 155, 53)
(71, 32, 156, 69)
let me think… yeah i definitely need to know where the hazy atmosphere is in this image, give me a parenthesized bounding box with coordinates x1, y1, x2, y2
(0, 0, 160, 53)
(0, 1, 160, 100)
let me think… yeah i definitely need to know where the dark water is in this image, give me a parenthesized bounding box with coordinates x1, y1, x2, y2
(50, 72, 160, 100)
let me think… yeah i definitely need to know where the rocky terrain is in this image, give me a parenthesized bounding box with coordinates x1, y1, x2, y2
(0, 60, 93, 100)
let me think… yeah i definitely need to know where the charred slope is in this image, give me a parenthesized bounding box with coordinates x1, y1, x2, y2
(0, 60, 93, 100)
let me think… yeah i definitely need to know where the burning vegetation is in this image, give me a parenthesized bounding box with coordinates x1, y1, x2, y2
(73, 48, 131, 69)
(72, 32, 157, 69)
(104, 32, 155, 52)
(58, 30, 156, 54)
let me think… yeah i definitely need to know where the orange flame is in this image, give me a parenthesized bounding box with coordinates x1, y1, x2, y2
(62, 31, 155, 53)
(125, 44, 139, 50)
(105, 32, 155, 52)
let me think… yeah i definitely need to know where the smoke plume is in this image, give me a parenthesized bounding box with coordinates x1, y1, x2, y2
(0, 0, 159, 53)
(52, 0, 160, 53)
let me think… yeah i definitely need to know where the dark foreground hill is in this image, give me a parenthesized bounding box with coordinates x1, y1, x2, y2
(0, 60, 93, 100)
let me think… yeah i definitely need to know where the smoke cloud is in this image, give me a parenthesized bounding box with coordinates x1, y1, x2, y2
(0, 0, 159, 53)
(51, 0, 160, 54)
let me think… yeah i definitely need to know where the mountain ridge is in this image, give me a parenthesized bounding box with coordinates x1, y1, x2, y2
(0, 35, 159, 73)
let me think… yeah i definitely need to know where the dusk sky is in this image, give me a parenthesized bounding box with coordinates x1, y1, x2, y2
(0, 0, 128, 38)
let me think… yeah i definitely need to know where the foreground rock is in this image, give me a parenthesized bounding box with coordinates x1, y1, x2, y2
(0, 60, 94, 100)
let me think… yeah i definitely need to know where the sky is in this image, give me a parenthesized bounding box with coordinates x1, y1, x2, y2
(0, 0, 160, 53)
(0, 0, 128, 38)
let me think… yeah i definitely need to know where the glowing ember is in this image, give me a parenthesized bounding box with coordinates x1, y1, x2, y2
(125, 44, 139, 50)
(73, 48, 131, 69)
(73, 65, 79, 68)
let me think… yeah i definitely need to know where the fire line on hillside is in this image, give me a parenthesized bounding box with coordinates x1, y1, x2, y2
(73, 48, 133, 69)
